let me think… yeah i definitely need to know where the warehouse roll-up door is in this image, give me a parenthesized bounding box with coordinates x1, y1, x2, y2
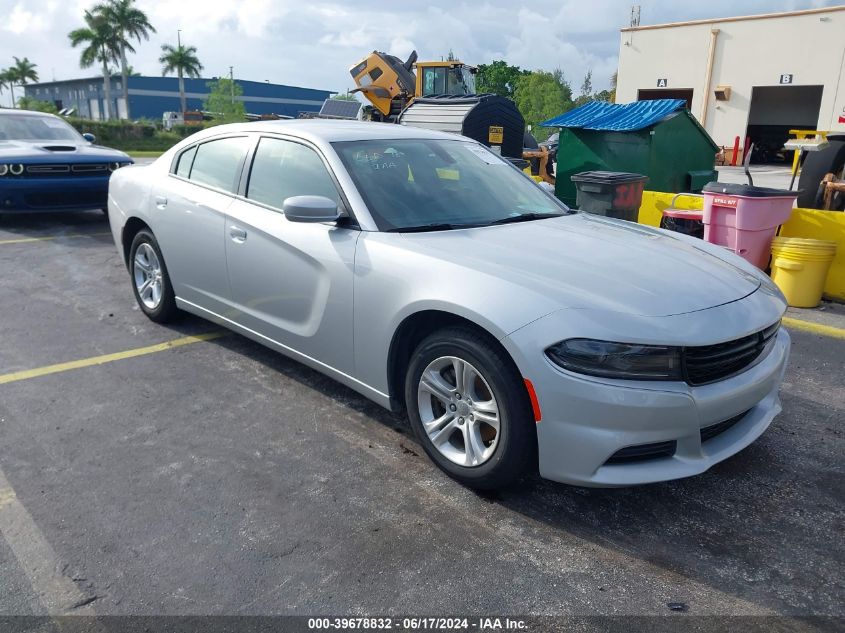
(746, 85, 823, 164)
(637, 88, 694, 111)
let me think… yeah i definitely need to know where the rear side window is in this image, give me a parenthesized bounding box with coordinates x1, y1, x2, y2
(246, 137, 340, 210)
(175, 145, 197, 178)
(188, 136, 251, 193)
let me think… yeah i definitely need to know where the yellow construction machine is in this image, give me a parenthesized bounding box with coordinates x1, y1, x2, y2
(349, 50, 477, 120)
(348, 49, 551, 173)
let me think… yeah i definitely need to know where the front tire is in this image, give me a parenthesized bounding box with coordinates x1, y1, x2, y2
(128, 229, 179, 323)
(404, 326, 536, 490)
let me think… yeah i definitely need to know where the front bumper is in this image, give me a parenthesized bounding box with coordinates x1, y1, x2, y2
(0, 176, 111, 213)
(503, 295, 790, 487)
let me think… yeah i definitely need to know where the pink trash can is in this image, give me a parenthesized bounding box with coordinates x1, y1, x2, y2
(702, 182, 797, 269)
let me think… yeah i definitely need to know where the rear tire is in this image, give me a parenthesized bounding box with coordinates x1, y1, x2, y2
(404, 326, 536, 490)
(128, 229, 180, 323)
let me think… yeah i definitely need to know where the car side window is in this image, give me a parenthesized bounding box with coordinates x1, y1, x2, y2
(246, 137, 340, 210)
(188, 136, 251, 193)
(174, 145, 197, 178)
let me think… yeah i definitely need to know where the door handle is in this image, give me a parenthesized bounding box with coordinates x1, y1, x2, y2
(155, 195, 167, 208)
(229, 226, 247, 243)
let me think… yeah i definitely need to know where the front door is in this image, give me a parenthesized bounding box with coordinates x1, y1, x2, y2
(224, 136, 359, 376)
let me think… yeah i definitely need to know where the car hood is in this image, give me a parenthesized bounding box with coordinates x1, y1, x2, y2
(0, 140, 129, 162)
(398, 213, 762, 317)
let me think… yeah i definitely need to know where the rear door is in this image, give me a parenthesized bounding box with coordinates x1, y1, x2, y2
(155, 135, 251, 314)
(224, 135, 359, 376)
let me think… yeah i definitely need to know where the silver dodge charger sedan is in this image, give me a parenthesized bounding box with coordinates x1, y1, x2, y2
(108, 120, 790, 489)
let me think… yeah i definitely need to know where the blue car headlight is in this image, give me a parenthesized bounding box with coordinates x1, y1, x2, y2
(546, 339, 683, 380)
(0, 164, 7, 176)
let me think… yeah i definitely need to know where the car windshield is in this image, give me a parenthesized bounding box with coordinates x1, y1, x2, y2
(0, 113, 82, 142)
(333, 139, 569, 231)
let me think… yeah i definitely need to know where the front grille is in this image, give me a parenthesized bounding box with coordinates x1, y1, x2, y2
(26, 164, 70, 174)
(72, 164, 110, 174)
(701, 409, 750, 442)
(683, 321, 780, 386)
(24, 190, 108, 209)
(22, 163, 111, 177)
(606, 440, 677, 464)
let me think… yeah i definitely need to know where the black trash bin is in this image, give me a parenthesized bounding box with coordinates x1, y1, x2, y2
(570, 171, 649, 221)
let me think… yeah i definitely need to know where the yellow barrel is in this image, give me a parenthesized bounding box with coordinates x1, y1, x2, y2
(769, 237, 837, 308)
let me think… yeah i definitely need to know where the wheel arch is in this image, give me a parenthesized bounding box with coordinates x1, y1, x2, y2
(121, 217, 152, 266)
(385, 308, 524, 413)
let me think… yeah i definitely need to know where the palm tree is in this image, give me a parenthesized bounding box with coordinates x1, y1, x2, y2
(69, 10, 120, 119)
(6, 57, 39, 108)
(0, 69, 11, 108)
(159, 43, 203, 114)
(95, 0, 155, 119)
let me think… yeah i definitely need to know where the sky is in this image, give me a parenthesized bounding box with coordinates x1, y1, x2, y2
(0, 0, 840, 108)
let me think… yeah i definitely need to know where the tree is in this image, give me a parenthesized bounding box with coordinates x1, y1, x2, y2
(475, 60, 529, 99)
(6, 57, 39, 108)
(580, 71, 593, 97)
(203, 78, 244, 122)
(69, 10, 120, 119)
(95, 0, 156, 120)
(159, 43, 203, 114)
(513, 70, 573, 140)
(0, 69, 12, 107)
(574, 70, 593, 106)
(332, 92, 359, 101)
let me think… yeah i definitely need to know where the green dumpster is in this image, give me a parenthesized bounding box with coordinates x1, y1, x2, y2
(542, 99, 718, 208)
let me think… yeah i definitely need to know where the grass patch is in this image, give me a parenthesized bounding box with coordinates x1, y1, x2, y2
(126, 150, 165, 158)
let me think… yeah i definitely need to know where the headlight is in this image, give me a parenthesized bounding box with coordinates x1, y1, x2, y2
(9, 163, 24, 176)
(546, 339, 683, 380)
(0, 164, 7, 176)
(109, 162, 120, 172)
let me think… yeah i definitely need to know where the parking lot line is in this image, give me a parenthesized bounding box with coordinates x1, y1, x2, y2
(0, 332, 224, 386)
(0, 467, 100, 615)
(783, 316, 845, 340)
(0, 232, 112, 246)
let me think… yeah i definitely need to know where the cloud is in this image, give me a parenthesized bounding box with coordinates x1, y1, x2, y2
(4, 2, 49, 35)
(0, 0, 840, 108)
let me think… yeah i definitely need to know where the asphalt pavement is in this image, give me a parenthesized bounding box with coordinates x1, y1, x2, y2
(0, 211, 842, 631)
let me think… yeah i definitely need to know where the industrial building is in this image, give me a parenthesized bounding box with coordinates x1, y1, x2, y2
(616, 5, 845, 162)
(23, 75, 333, 121)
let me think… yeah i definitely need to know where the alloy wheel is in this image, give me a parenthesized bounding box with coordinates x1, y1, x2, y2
(133, 242, 163, 310)
(416, 355, 500, 467)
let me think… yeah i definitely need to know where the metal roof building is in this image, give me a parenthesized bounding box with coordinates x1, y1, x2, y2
(24, 75, 333, 121)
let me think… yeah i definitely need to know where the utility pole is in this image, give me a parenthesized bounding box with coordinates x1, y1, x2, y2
(229, 66, 234, 104)
(177, 29, 182, 48)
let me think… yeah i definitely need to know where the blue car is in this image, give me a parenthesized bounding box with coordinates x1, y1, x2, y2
(0, 108, 133, 215)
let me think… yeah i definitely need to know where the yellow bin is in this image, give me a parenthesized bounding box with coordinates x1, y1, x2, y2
(769, 237, 837, 308)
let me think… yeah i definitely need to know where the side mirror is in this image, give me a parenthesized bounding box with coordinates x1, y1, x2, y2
(282, 195, 342, 223)
(82, 133, 96, 144)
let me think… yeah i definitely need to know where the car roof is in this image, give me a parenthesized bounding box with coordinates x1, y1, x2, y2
(191, 119, 463, 144)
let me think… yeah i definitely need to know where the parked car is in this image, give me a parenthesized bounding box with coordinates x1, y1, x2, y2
(108, 120, 790, 489)
(0, 109, 132, 215)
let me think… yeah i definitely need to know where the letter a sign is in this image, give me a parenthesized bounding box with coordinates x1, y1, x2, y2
(657, 78, 668, 87)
